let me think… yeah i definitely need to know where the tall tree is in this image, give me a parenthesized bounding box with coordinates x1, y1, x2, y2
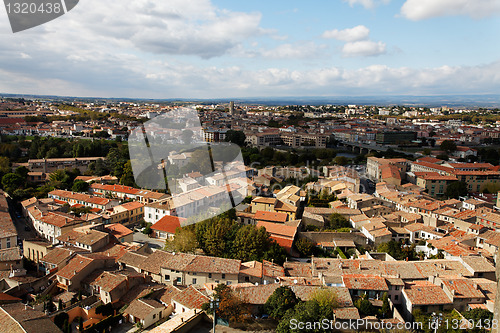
(265, 286, 299, 319)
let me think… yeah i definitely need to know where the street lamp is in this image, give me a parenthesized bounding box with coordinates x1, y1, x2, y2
(431, 312, 443, 333)
(210, 297, 220, 333)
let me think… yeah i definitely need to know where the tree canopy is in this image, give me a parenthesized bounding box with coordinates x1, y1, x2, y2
(265, 286, 299, 319)
(445, 181, 468, 199)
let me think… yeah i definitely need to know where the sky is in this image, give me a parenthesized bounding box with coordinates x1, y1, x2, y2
(1, 0, 500, 99)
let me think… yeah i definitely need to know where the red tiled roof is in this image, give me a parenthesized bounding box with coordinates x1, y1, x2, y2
(413, 161, 454, 173)
(342, 274, 388, 291)
(151, 215, 186, 234)
(256, 221, 297, 238)
(254, 210, 288, 223)
(172, 286, 210, 310)
(56, 255, 94, 280)
(120, 201, 144, 210)
(104, 223, 133, 238)
(403, 281, 452, 306)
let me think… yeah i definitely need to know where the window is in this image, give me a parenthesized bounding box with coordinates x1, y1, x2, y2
(222, 274, 225, 279)
(176, 277, 181, 283)
(165, 275, 170, 281)
(394, 295, 399, 301)
(192, 278, 197, 284)
(208, 273, 212, 278)
(153, 314, 156, 319)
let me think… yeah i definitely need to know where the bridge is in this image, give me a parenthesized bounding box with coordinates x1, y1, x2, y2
(336, 141, 420, 158)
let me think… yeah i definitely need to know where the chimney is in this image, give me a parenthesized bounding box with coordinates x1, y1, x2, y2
(451, 289, 455, 296)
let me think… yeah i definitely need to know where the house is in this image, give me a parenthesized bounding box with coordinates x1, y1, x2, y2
(275, 185, 304, 207)
(28, 157, 102, 173)
(119, 250, 241, 286)
(0, 303, 62, 333)
(256, 221, 297, 255)
(89, 271, 144, 304)
(254, 210, 288, 224)
(124, 298, 168, 329)
(0, 210, 17, 251)
(404, 223, 445, 243)
(48, 189, 118, 211)
(360, 221, 392, 246)
(342, 274, 389, 300)
(55, 254, 109, 291)
(144, 198, 176, 225)
(233, 284, 279, 314)
(104, 223, 134, 243)
(106, 201, 144, 225)
(151, 215, 187, 240)
(414, 172, 458, 197)
(238, 260, 285, 285)
(56, 229, 109, 253)
(160, 253, 241, 286)
(22, 239, 51, 263)
(430, 276, 486, 312)
(400, 281, 453, 320)
(28, 208, 89, 244)
(171, 286, 210, 314)
(39, 247, 75, 275)
(0, 247, 22, 271)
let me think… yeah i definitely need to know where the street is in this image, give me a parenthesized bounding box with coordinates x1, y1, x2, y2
(132, 231, 166, 249)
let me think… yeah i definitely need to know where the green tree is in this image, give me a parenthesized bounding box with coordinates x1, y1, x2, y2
(1, 173, 23, 193)
(203, 284, 251, 323)
(165, 227, 198, 253)
(142, 223, 153, 236)
(119, 161, 136, 187)
(72, 180, 89, 193)
(310, 288, 339, 311)
(440, 140, 457, 153)
(265, 286, 299, 319)
(334, 156, 349, 166)
(463, 308, 493, 333)
(445, 181, 468, 199)
(276, 300, 332, 333)
(225, 130, 246, 146)
(379, 292, 391, 318)
(328, 213, 349, 229)
(0, 156, 10, 179)
(295, 238, 315, 257)
(354, 296, 377, 316)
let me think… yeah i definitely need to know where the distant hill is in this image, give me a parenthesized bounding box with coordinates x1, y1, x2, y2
(2, 93, 500, 108)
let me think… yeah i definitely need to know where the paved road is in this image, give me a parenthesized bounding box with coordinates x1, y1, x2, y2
(359, 177, 375, 195)
(132, 231, 165, 249)
(7, 199, 38, 246)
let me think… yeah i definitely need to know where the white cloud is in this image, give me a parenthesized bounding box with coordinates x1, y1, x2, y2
(1, 0, 499, 98)
(36, 0, 268, 59)
(343, 0, 390, 9)
(322, 25, 386, 57)
(258, 42, 327, 59)
(400, 0, 500, 20)
(322, 25, 370, 42)
(342, 40, 386, 57)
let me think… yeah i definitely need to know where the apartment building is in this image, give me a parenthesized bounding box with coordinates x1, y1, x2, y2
(28, 157, 103, 173)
